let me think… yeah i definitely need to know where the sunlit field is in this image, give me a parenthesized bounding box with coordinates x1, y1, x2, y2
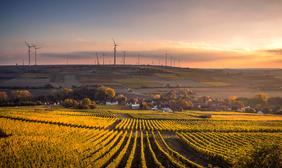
(1, 106, 281, 167)
(2, 0, 282, 167)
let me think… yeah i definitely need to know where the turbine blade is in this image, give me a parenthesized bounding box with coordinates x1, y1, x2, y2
(25, 41, 29, 47)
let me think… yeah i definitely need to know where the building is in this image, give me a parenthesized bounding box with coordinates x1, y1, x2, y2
(106, 101, 119, 105)
(131, 103, 140, 110)
(162, 107, 173, 112)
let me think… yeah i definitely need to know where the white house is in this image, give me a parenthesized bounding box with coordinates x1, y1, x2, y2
(162, 107, 173, 112)
(257, 111, 264, 115)
(151, 106, 159, 111)
(106, 101, 119, 105)
(131, 103, 140, 110)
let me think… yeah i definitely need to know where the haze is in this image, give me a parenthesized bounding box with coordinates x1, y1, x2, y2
(1, 0, 282, 68)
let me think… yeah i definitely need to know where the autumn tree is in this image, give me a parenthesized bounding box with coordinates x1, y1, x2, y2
(63, 88, 73, 95)
(228, 96, 238, 102)
(81, 98, 96, 109)
(0, 91, 8, 102)
(116, 94, 127, 104)
(105, 87, 115, 99)
(11, 90, 32, 101)
(82, 98, 92, 106)
(255, 93, 268, 103)
(152, 94, 161, 101)
(178, 99, 193, 110)
(63, 98, 79, 108)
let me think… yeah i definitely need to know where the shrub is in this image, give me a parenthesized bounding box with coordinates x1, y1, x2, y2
(63, 98, 79, 108)
(79, 98, 96, 109)
(82, 98, 92, 106)
(89, 103, 96, 109)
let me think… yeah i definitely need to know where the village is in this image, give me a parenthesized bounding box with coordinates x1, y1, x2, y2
(1, 86, 281, 115)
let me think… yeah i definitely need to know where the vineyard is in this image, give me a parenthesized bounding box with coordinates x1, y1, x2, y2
(0, 106, 282, 167)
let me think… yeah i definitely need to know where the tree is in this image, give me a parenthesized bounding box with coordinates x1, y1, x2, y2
(63, 88, 73, 96)
(95, 86, 116, 100)
(152, 94, 161, 101)
(0, 91, 8, 102)
(117, 94, 127, 104)
(178, 99, 193, 110)
(81, 98, 96, 109)
(95, 86, 107, 100)
(105, 87, 115, 99)
(82, 98, 92, 106)
(11, 90, 32, 101)
(254, 93, 268, 105)
(268, 97, 282, 106)
(63, 98, 79, 108)
(228, 96, 237, 102)
(233, 142, 282, 168)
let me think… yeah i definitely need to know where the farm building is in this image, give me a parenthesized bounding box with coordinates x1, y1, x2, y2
(162, 107, 173, 112)
(106, 101, 119, 105)
(130, 103, 140, 110)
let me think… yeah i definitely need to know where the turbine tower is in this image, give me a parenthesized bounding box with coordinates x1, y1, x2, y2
(123, 51, 126, 65)
(138, 54, 140, 65)
(102, 53, 105, 65)
(165, 51, 168, 66)
(33, 45, 40, 65)
(66, 55, 69, 65)
(112, 39, 118, 65)
(96, 52, 100, 65)
(25, 41, 33, 66)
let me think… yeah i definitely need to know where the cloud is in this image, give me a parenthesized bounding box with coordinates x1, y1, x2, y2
(263, 49, 282, 55)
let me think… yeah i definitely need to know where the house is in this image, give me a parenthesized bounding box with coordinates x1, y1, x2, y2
(162, 107, 173, 112)
(151, 106, 159, 111)
(242, 106, 256, 113)
(106, 101, 119, 105)
(131, 103, 140, 110)
(257, 111, 264, 115)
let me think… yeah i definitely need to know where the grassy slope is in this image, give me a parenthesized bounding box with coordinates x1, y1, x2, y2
(0, 65, 282, 97)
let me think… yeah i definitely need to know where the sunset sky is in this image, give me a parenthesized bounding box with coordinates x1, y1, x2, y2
(1, 0, 282, 68)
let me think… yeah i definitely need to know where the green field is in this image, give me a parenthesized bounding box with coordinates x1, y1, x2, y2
(0, 106, 282, 167)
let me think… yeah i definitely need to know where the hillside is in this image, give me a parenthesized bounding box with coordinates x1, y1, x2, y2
(0, 65, 281, 98)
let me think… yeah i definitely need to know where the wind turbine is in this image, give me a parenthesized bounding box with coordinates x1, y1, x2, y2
(65, 55, 69, 65)
(112, 39, 118, 65)
(102, 53, 105, 65)
(137, 54, 140, 65)
(123, 51, 126, 65)
(25, 41, 33, 66)
(33, 45, 40, 65)
(96, 52, 100, 65)
(165, 51, 168, 66)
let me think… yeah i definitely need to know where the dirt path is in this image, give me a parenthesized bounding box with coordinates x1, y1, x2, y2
(149, 133, 178, 168)
(160, 132, 210, 167)
(107, 119, 121, 130)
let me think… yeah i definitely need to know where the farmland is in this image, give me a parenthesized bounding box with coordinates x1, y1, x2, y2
(1, 106, 282, 167)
